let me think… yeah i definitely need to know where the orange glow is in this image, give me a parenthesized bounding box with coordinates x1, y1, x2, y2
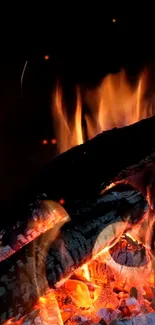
(51, 138, 57, 144)
(52, 69, 153, 154)
(38, 291, 64, 324)
(4, 226, 155, 324)
(112, 18, 116, 23)
(42, 139, 48, 145)
(59, 198, 65, 205)
(74, 263, 91, 282)
(64, 279, 92, 308)
(44, 55, 50, 60)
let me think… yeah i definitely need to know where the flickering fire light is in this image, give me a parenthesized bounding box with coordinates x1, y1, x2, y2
(3, 231, 155, 325)
(2, 67, 155, 325)
(52, 68, 152, 154)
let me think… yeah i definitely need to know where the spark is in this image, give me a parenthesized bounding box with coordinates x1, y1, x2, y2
(44, 55, 50, 60)
(21, 60, 28, 98)
(42, 139, 48, 145)
(59, 198, 65, 205)
(51, 138, 57, 144)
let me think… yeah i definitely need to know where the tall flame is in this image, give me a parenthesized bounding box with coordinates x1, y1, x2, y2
(85, 68, 152, 138)
(52, 68, 153, 154)
(52, 83, 83, 153)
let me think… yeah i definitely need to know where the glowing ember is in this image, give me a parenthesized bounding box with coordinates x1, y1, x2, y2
(44, 55, 50, 60)
(51, 138, 57, 144)
(59, 198, 65, 205)
(2, 196, 154, 324)
(42, 139, 48, 145)
(4, 240, 155, 325)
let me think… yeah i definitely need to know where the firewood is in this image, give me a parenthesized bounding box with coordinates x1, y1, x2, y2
(0, 184, 148, 324)
(1, 115, 155, 232)
(0, 201, 70, 262)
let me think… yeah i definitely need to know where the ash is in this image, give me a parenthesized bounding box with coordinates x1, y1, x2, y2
(5, 249, 155, 325)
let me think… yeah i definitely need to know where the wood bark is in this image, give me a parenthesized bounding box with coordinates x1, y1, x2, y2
(0, 184, 148, 324)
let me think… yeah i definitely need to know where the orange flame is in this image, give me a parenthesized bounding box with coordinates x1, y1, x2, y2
(52, 68, 153, 153)
(85, 68, 152, 138)
(52, 83, 83, 153)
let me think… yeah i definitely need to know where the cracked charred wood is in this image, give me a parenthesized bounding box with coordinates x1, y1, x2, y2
(0, 184, 148, 324)
(0, 201, 70, 262)
(109, 312, 155, 324)
(1, 115, 155, 231)
(46, 184, 148, 288)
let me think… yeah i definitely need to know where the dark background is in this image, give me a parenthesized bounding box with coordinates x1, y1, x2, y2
(0, 12, 155, 203)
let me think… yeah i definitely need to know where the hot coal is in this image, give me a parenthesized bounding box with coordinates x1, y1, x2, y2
(0, 184, 148, 324)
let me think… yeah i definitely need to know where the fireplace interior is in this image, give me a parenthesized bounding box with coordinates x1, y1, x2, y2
(1, 68, 155, 325)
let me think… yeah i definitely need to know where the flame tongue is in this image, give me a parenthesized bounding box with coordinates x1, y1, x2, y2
(52, 68, 152, 154)
(52, 84, 83, 153)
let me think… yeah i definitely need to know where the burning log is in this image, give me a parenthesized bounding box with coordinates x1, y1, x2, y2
(46, 184, 148, 288)
(0, 184, 148, 324)
(1, 115, 155, 233)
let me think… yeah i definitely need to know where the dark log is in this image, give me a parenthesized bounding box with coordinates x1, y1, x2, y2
(109, 312, 155, 324)
(0, 184, 147, 324)
(1, 115, 155, 231)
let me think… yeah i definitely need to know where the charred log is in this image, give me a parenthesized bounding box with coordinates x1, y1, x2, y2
(0, 184, 148, 324)
(1, 115, 155, 231)
(46, 184, 148, 288)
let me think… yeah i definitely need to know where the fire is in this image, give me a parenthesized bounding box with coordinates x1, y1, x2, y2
(3, 216, 155, 324)
(52, 83, 83, 153)
(0, 201, 70, 262)
(9, 239, 154, 325)
(3, 68, 155, 324)
(85, 69, 152, 138)
(52, 68, 153, 154)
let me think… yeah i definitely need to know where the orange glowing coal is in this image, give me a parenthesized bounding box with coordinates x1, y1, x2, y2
(52, 68, 153, 154)
(3, 209, 155, 325)
(5, 239, 154, 325)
